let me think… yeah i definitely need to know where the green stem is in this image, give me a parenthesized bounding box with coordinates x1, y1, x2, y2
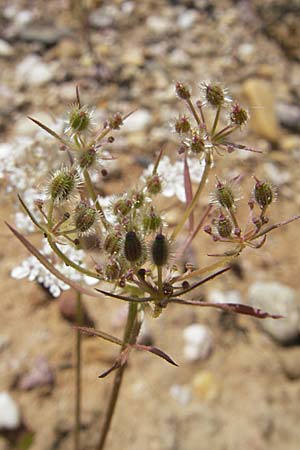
(97, 302, 139, 450)
(211, 105, 221, 136)
(47, 236, 101, 280)
(186, 98, 201, 125)
(157, 265, 163, 295)
(74, 291, 83, 450)
(171, 155, 211, 241)
(48, 199, 54, 228)
(83, 169, 109, 230)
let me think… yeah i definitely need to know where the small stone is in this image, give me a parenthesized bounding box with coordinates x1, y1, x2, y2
(169, 384, 191, 405)
(262, 162, 291, 186)
(19, 356, 55, 391)
(177, 9, 198, 29)
(248, 282, 300, 345)
(192, 371, 218, 400)
(0, 392, 21, 430)
(54, 39, 81, 59)
(19, 25, 64, 46)
(280, 135, 300, 152)
(183, 324, 213, 362)
(208, 289, 242, 305)
(16, 55, 55, 86)
(146, 16, 172, 34)
(280, 348, 300, 380)
(276, 103, 300, 133)
(0, 39, 14, 57)
(121, 48, 144, 66)
(123, 109, 152, 132)
(58, 291, 94, 327)
(0, 335, 10, 353)
(243, 79, 280, 142)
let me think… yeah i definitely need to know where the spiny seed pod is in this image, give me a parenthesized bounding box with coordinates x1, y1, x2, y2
(113, 198, 132, 216)
(146, 175, 162, 195)
(151, 234, 169, 267)
(216, 214, 232, 238)
(124, 231, 142, 263)
(190, 130, 205, 154)
(174, 115, 191, 134)
(175, 81, 191, 100)
(48, 168, 79, 203)
(108, 112, 123, 130)
(79, 233, 101, 251)
(254, 179, 276, 209)
(203, 83, 226, 107)
(131, 190, 144, 209)
(68, 105, 92, 134)
(230, 103, 248, 126)
(105, 260, 120, 281)
(104, 232, 121, 255)
(74, 203, 97, 233)
(78, 148, 96, 169)
(143, 208, 162, 232)
(214, 180, 236, 210)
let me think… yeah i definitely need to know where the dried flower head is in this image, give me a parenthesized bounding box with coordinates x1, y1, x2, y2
(123, 231, 144, 264)
(229, 103, 249, 126)
(65, 104, 94, 137)
(254, 178, 277, 210)
(47, 167, 80, 203)
(151, 233, 170, 267)
(211, 178, 240, 210)
(200, 82, 231, 107)
(174, 115, 191, 134)
(214, 213, 233, 238)
(74, 202, 98, 235)
(175, 81, 191, 100)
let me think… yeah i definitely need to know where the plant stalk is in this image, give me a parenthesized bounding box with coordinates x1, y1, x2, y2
(97, 302, 138, 450)
(171, 154, 211, 241)
(75, 291, 83, 450)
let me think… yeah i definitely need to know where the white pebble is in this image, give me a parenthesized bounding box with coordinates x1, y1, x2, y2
(183, 324, 213, 362)
(0, 392, 21, 430)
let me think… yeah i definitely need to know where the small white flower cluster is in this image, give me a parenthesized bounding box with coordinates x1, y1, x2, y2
(11, 242, 98, 298)
(142, 155, 205, 202)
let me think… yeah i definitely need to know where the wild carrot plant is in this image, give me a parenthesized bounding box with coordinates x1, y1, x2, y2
(6, 82, 300, 450)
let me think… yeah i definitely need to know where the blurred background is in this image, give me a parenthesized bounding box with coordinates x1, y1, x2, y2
(1, 1, 300, 449)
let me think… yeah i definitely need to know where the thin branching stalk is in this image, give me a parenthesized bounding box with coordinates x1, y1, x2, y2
(171, 154, 211, 241)
(97, 302, 139, 450)
(75, 291, 83, 450)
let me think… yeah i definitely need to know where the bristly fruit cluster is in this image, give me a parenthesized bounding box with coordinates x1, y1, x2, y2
(7, 82, 300, 374)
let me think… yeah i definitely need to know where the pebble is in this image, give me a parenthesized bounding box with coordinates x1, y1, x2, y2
(0, 335, 10, 353)
(16, 55, 55, 86)
(146, 16, 173, 35)
(0, 39, 14, 57)
(248, 281, 300, 345)
(242, 78, 280, 143)
(208, 289, 242, 305)
(58, 291, 94, 327)
(183, 324, 213, 362)
(192, 371, 218, 400)
(0, 392, 21, 430)
(123, 109, 152, 132)
(169, 384, 191, 406)
(19, 356, 55, 391)
(53, 39, 81, 59)
(280, 348, 300, 380)
(276, 103, 300, 133)
(177, 9, 198, 30)
(262, 162, 291, 185)
(279, 135, 300, 152)
(19, 25, 64, 46)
